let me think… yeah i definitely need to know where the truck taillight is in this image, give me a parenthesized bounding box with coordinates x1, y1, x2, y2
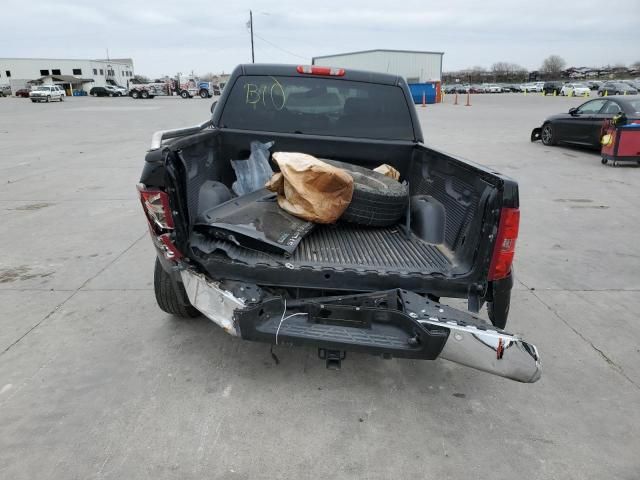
(138, 184, 182, 261)
(296, 65, 345, 76)
(488, 208, 520, 281)
(137, 184, 174, 230)
(157, 233, 183, 260)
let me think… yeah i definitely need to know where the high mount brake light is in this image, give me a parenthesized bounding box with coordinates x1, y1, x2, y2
(137, 184, 174, 230)
(296, 65, 345, 76)
(488, 208, 520, 281)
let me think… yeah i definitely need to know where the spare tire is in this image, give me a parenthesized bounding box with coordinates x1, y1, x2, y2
(322, 159, 408, 227)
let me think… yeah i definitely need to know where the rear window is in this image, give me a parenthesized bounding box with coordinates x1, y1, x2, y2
(219, 75, 415, 140)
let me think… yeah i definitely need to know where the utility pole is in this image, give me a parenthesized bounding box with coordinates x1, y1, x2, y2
(249, 10, 255, 63)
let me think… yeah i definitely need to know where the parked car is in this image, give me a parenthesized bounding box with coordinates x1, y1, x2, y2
(0, 84, 11, 97)
(543, 81, 563, 95)
(560, 83, 590, 97)
(107, 85, 127, 96)
(138, 63, 541, 383)
(598, 82, 638, 96)
(586, 81, 601, 90)
(523, 83, 541, 93)
(622, 80, 640, 90)
(506, 84, 522, 92)
(90, 86, 120, 97)
(29, 85, 64, 102)
(483, 84, 502, 93)
(14, 88, 31, 98)
(532, 97, 640, 149)
(455, 84, 470, 93)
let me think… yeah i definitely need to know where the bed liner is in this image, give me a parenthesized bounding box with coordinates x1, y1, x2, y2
(191, 223, 453, 276)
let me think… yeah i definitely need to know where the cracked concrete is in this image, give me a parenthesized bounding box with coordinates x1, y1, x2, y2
(1, 94, 639, 479)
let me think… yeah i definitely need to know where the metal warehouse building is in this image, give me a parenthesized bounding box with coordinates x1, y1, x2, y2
(312, 49, 444, 82)
(0, 57, 134, 94)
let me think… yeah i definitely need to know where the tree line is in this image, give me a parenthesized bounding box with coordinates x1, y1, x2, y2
(443, 56, 640, 83)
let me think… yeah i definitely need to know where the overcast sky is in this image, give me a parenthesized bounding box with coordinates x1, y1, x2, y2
(1, 0, 638, 77)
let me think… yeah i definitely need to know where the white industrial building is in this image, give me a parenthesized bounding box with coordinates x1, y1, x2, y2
(312, 49, 444, 83)
(0, 57, 134, 95)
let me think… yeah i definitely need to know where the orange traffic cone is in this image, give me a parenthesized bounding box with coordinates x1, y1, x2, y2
(422, 91, 426, 107)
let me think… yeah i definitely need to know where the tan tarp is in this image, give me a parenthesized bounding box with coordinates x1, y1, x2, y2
(266, 152, 354, 224)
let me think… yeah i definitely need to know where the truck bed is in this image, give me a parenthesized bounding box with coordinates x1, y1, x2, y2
(193, 223, 452, 276)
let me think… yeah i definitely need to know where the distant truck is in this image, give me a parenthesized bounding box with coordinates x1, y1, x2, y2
(129, 76, 221, 99)
(174, 76, 220, 99)
(128, 81, 170, 99)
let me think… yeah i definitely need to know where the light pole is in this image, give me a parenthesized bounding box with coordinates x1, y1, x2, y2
(249, 10, 255, 63)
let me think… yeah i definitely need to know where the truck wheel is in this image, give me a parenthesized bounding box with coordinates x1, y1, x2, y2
(541, 123, 557, 146)
(153, 258, 201, 318)
(131, 90, 139, 99)
(141, 91, 149, 99)
(322, 159, 409, 227)
(199, 89, 208, 99)
(180, 90, 189, 99)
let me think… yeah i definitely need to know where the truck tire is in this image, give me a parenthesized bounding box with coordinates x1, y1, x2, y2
(153, 258, 201, 318)
(199, 89, 208, 99)
(141, 91, 149, 99)
(322, 159, 409, 227)
(131, 90, 139, 99)
(180, 90, 189, 99)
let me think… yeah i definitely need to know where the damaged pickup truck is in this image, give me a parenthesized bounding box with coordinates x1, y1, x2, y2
(138, 64, 541, 383)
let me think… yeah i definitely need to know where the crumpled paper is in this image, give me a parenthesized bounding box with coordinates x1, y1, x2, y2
(266, 152, 354, 224)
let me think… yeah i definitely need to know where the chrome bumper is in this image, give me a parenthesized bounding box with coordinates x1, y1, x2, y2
(420, 318, 541, 383)
(179, 269, 541, 383)
(180, 270, 244, 336)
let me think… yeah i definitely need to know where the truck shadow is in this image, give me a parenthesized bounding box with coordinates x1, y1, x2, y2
(164, 314, 487, 396)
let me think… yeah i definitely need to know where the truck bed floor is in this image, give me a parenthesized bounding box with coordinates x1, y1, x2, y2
(193, 224, 452, 276)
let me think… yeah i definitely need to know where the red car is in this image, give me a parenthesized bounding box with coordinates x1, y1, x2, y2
(15, 88, 31, 98)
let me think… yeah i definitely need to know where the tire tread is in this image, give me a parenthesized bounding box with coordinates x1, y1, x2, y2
(154, 258, 200, 318)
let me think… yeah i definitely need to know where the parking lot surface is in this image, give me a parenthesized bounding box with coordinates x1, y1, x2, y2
(1, 93, 639, 479)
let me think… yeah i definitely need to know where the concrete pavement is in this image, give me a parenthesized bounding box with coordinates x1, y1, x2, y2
(1, 93, 638, 479)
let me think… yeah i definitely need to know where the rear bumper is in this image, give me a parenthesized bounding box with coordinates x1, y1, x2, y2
(180, 269, 541, 383)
